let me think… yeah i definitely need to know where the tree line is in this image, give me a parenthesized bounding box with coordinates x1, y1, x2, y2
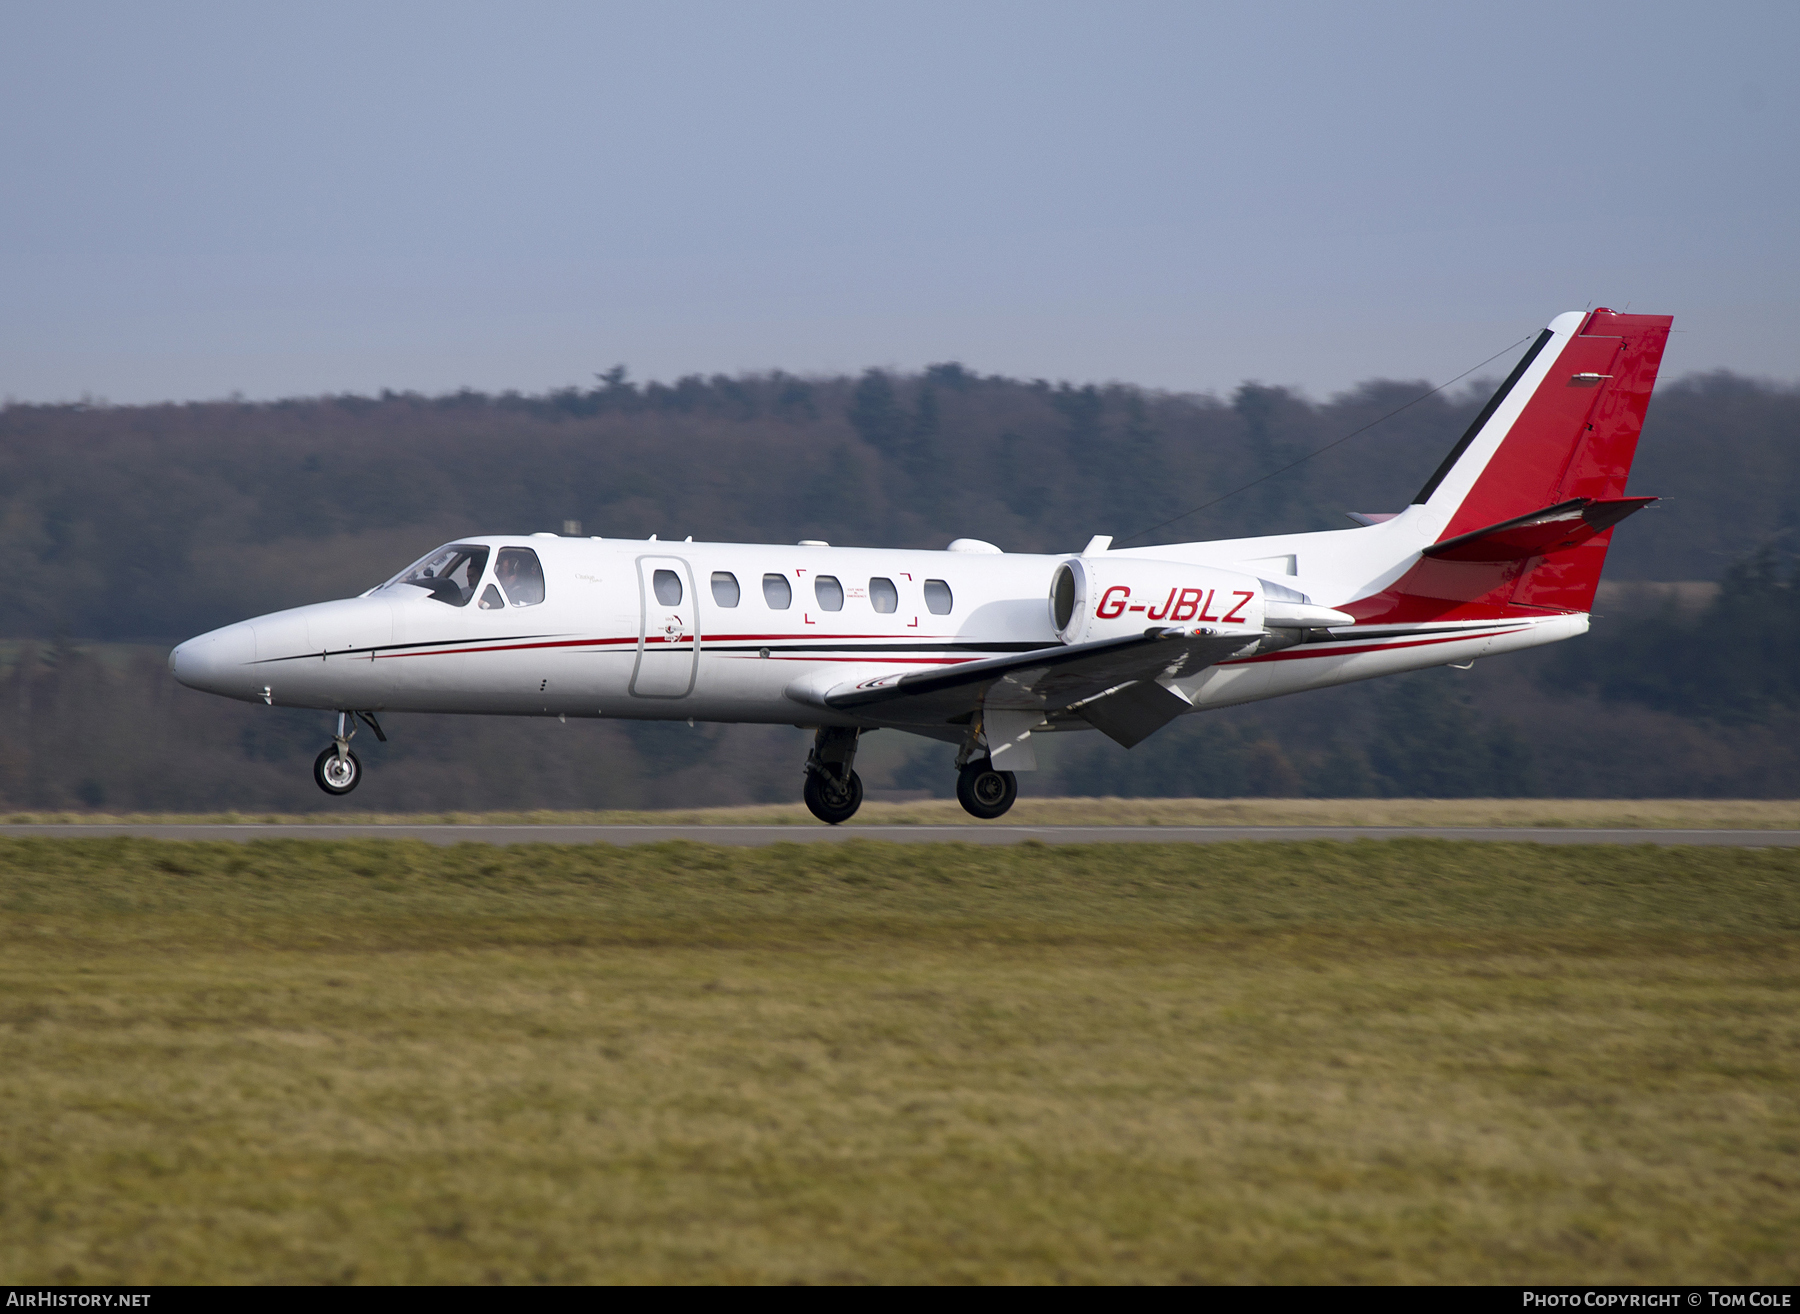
(6, 366, 1794, 643)
(0, 363, 1795, 808)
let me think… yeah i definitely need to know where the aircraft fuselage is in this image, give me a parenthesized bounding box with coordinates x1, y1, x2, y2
(170, 531, 1574, 727)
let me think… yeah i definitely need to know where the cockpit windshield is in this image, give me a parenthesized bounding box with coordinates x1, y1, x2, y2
(380, 544, 490, 606)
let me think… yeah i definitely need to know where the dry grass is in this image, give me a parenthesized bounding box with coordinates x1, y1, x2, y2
(1, 838, 1797, 1283)
(4, 797, 1800, 829)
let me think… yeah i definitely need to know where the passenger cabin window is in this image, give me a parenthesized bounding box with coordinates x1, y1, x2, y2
(494, 547, 546, 606)
(387, 544, 489, 607)
(652, 569, 683, 606)
(763, 573, 792, 609)
(924, 579, 953, 615)
(814, 575, 844, 611)
(711, 571, 740, 607)
(869, 577, 898, 613)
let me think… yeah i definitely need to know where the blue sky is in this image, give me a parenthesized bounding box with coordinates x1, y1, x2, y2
(3, 0, 1796, 402)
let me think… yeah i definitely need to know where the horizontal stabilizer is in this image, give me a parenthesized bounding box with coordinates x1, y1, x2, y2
(1421, 496, 1656, 563)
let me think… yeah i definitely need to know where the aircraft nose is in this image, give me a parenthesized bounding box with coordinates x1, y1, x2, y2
(169, 623, 257, 695)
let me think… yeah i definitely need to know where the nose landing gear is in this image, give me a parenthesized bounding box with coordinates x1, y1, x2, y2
(802, 726, 863, 824)
(313, 710, 385, 796)
(314, 745, 361, 795)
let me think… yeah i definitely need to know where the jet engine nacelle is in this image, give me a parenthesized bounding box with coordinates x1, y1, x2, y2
(1049, 556, 1270, 645)
(1049, 556, 1356, 646)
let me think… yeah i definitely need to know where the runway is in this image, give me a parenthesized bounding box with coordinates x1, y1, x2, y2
(4, 824, 1799, 846)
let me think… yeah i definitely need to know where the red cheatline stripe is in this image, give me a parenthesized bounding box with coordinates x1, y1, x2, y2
(375, 632, 979, 660)
(704, 632, 955, 642)
(372, 625, 1534, 665)
(750, 655, 972, 665)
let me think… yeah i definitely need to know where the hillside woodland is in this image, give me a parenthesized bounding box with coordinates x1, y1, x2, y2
(1, 366, 1795, 809)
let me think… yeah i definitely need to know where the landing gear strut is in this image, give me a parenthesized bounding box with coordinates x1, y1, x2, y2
(953, 715, 1018, 819)
(313, 710, 384, 796)
(802, 726, 863, 824)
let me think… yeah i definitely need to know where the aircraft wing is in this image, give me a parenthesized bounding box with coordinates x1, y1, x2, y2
(810, 627, 1262, 747)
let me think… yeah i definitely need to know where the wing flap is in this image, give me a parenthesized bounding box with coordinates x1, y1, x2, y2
(1071, 680, 1194, 748)
(819, 628, 1260, 730)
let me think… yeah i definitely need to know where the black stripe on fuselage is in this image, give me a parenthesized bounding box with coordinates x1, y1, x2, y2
(1299, 623, 1521, 644)
(250, 636, 1058, 665)
(249, 633, 567, 664)
(250, 621, 1543, 668)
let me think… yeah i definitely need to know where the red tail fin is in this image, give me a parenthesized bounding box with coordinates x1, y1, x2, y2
(1350, 308, 1672, 624)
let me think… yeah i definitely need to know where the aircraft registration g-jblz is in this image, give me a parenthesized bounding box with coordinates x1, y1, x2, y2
(171, 309, 1671, 822)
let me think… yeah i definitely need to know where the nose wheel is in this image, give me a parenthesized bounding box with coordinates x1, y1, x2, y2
(312, 710, 383, 796)
(956, 760, 1017, 819)
(314, 747, 362, 795)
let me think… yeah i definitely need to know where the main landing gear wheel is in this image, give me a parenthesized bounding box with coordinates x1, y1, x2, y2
(803, 768, 863, 825)
(957, 760, 1017, 820)
(314, 747, 362, 796)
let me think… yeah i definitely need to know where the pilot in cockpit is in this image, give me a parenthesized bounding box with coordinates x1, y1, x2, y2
(495, 552, 524, 599)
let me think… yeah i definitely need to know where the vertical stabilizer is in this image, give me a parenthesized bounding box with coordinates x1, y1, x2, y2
(1348, 309, 1672, 624)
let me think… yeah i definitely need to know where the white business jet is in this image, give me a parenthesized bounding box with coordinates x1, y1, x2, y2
(171, 309, 1670, 822)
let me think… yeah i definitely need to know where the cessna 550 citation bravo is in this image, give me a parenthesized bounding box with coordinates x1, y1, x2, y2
(170, 309, 1671, 822)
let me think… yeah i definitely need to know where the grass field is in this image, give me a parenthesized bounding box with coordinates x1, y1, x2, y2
(2, 837, 1797, 1283)
(5, 797, 1800, 828)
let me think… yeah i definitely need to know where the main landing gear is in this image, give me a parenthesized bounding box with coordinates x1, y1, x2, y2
(798, 725, 1019, 824)
(802, 727, 864, 824)
(313, 710, 386, 796)
(951, 716, 1018, 820)
(956, 759, 1018, 820)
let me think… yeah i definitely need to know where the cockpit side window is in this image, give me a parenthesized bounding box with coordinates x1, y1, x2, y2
(493, 547, 547, 606)
(384, 544, 490, 606)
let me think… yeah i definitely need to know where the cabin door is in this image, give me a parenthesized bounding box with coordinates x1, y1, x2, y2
(630, 555, 698, 698)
